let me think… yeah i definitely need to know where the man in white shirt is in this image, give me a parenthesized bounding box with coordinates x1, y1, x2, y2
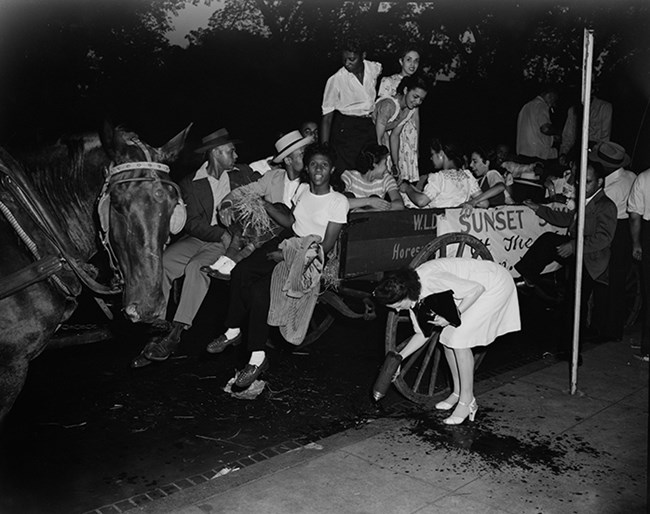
(321, 39, 382, 173)
(589, 142, 637, 342)
(131, 128, 258, 367)
(516, 87, 560, 161)
(628, 168, 650, 361)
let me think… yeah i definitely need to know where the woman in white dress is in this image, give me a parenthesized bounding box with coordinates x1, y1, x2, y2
(400, 139, 505, 212)
(373, 258, 520, 424)
(378, 47, 422, 183)
(373, 75, 428, 183)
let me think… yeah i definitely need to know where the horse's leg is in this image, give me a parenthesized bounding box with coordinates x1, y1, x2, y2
(0, 348, 29, 424)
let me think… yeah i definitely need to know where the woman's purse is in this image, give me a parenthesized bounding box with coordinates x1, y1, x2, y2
(415, 290, 461, 337)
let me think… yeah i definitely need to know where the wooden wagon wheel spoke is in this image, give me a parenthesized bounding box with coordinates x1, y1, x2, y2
(411, 334, 438, 393)
(455, 241, 466, 257)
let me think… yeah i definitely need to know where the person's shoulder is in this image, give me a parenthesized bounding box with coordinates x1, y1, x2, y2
(366, 60, 382, 75)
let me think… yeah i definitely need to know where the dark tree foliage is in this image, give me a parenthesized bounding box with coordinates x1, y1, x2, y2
(1, 0, 648, 168)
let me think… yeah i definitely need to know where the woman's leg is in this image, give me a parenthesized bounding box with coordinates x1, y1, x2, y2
(454, 348, 475, 403)
(443, 345, 461, 398)
(445, 347, 476, 422)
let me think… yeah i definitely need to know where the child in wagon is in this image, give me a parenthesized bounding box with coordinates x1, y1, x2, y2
(341, 142, 404, 211)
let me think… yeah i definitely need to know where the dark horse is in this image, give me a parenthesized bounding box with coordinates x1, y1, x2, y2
(0, 123, 191, 421)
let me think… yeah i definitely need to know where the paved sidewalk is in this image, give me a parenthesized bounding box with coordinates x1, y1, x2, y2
(128, 337, 647, 514)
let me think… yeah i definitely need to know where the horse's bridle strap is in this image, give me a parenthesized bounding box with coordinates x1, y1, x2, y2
(108, 161, 170, 176)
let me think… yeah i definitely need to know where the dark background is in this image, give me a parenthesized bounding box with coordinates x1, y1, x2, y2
(1, 0, 649, 173)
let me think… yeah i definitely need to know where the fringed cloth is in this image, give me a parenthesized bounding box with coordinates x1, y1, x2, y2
(220, 187, 286, 263)
(267, 235, 324, 345)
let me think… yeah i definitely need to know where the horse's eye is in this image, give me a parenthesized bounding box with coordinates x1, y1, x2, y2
(153, 188, 164, 200)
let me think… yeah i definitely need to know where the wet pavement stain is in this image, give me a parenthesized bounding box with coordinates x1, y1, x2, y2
(396, 408, 606, 476)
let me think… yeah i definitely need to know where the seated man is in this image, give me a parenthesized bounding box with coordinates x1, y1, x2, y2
(131, 128, 258, 368)
(203, 130, 313, 278)
(514, 162, 617, 360)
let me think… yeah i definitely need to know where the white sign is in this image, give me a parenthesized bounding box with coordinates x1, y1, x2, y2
(436, 205, 567, 277)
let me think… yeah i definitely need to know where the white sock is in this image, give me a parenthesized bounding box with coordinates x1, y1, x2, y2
(225, 328, 240, 340)
(210, 255, 229, 270)
(249, 351, 265, 366)
(218, 257, 236, 274)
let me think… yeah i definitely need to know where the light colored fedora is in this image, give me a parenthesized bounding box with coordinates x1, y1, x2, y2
(589, 141, 630, 169)
(194, 128, 241, 153)
(272, 130, 313, 163)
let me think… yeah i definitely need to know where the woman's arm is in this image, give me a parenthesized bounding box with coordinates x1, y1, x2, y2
(321, 221, 346, 255)
(460, 183, 506, 214)
(320, 112, 334, 145)
(374, 99, 396, 145)
(399, 181, 431, 207)
(264, 200, 294, 228)
(389, 122, 404, 175)
(456, 283, 486, 315)
(347, 196, 391, 211)
(387, 189, 405, 210)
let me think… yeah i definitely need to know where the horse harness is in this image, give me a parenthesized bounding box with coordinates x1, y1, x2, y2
(0, 139, 186, 301)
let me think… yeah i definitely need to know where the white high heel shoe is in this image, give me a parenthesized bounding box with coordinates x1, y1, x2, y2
(435, 392, 459, 411)
(443, 398, 478, 425)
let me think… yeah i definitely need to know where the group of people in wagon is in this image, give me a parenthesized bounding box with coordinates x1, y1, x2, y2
(131, 38, 648, 425)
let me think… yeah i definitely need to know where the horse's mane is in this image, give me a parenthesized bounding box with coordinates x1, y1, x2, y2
(15, 133, 109, 257)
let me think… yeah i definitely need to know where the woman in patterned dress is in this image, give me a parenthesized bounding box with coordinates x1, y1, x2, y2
(378, 47, 422, 183)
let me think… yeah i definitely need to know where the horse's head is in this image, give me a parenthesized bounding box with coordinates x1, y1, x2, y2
(99, 122, 191, 323)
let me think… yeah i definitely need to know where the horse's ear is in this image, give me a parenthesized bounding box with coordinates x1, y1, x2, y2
(99, 120, 119, 160)
(158, 123, 193, 163)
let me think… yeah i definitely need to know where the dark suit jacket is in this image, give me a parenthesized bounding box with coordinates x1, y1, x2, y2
(536, 189, 617, 281)
(178, 164, 258, 242)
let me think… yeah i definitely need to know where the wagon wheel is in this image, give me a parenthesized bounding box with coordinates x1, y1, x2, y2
(385, 233, 493, 407)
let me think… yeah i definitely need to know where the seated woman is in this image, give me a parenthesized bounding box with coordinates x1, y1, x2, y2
(372, 259, 520, 424)
(400, 140, 501, 211)
(373, 75, 428, 181)
(467, 147, 512, 207)
(341, 143, 404, 211)
(206, 144, 349, 388)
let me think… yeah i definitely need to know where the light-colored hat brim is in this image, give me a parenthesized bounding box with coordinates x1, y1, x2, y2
(272, 136, 313, 163)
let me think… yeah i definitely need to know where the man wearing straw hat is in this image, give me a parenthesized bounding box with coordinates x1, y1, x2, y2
(131, 128, 258, 368)
(203, 130, 313, 278)
(588, 141, 636, 343)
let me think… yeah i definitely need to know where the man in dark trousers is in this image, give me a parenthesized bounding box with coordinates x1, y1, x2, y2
(320, 39, 382, 174)
(514, 162, 617, 362)
(588, 142, 636, 342)
(131, 128, 258, 367)
(628, 167, 650, 362)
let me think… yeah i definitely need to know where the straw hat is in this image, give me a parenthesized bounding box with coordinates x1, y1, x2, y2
(194, 128, 241, 153)
(589, 141, 630, 169)
(272, 130, 313, 163)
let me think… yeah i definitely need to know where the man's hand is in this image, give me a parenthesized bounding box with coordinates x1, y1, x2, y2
(219, 204, 235, 226)
(556, 241, 575, 258)
(523, 199, 540, 213)
(632, 243, 643, 261)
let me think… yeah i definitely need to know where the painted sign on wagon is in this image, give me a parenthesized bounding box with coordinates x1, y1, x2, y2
(436, 205, 567, 277)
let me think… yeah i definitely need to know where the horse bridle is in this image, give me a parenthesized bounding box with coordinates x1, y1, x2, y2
(98, 138, 186, 289)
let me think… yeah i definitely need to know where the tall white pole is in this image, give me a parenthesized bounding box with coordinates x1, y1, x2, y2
(571, 28, 594, 395)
